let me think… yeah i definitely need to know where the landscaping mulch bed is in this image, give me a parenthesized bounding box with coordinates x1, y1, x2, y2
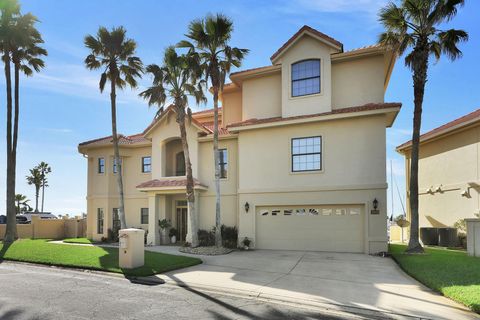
(179, 246, 233, 255)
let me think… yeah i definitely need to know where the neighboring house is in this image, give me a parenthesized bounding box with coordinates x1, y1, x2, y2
(397, 109, 480, 229)
(78, 25, 401, 254)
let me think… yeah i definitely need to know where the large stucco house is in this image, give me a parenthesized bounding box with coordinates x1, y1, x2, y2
(397, 108, 480, 229)
(78, 26, 401, 254)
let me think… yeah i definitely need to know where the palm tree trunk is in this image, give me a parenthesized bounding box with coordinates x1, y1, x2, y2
(41, 183, 45, 213)
(407, 46, 428, 254)
(213, 86, 222, 247)
(176, 105, 199, 247)
(110, 76, 127, 230)
(4, 53, 17, 243)
(35, 186, 39, 212)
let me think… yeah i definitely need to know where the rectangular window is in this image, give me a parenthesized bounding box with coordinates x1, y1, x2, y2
(142, 156, 151, 173)
(291, 136, 322, 172)
(291, 59, 321, 97)
(219, 149, 228, 179)
(98, 158, 105, 174)
(141, 208, 149, 224)
(112, 208, 120, 230)
(113, 158, 118, 174)
(97, 208, 104, 234)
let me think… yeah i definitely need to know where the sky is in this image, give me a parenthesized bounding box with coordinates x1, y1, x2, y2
(0, 0, 478, 217)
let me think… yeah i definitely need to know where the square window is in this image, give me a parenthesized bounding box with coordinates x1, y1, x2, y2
(291, 60, 321, 97)
(292, 137, 322, 172)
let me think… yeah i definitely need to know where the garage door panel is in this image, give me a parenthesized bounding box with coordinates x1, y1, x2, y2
(255, 205, 364, 253)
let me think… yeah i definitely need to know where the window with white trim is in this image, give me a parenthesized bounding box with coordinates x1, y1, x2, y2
(291, 136, 322, 172)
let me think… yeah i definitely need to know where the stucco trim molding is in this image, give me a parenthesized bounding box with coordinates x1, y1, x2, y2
(238, 183, 388, 194)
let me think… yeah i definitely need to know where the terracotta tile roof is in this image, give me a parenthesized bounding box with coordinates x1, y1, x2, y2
(340, 44, 382, 54)
(136, 178, 207, 189)
(79, 133, 149, 147)
(201, 124, 232, 136)
(192, 107, 222, 116)
(397, 108, 480, 151)
(142, 104, 211, 136)
(230, 65, 281, 77)
(228, 102, 402, 129)
(270, 25, 343, 62)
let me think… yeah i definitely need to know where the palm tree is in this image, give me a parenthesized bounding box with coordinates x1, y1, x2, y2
(15, 194, 30, 214)
(379, 0, 468, 253)
(179, 14, 248, 247)
(0, 1, 46, 243)
(36, 161, 51, 212)
(26, 167, 42, 212)
(140, 46, 206, 247)
(84, 26, 143, 229)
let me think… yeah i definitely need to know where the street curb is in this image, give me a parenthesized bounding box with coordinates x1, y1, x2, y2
(158, 277, 425, 320)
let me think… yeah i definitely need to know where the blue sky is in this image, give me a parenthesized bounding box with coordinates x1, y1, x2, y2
(0, 0, 478, 216)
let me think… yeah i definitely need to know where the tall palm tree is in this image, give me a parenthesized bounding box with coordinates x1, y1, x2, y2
(179, 14, 248, 247)
(36, 161, 51, 212)
(14, 193, 30, 214)
(84, 26, 143, 229)
(0, 1, 46, 243)
(379, 0, 468, 253)
(140, 46, 206, 247)
(26, 167, 42, 212)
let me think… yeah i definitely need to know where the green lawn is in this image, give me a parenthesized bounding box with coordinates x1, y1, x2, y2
(0, 239, 201, 277)
(390, 244, 480, 313)
(62, 237, 96, 244)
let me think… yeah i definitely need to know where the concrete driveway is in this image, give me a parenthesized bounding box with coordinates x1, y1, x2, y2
(149, 247, 478, 320)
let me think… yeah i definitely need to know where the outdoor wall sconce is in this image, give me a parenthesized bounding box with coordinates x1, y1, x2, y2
(244, 202, 250, 213)
(373, 198, 378, 210)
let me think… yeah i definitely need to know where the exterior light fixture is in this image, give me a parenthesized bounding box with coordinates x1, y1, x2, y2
(244, 202, 250, 213)
(373, 198, 378, 210)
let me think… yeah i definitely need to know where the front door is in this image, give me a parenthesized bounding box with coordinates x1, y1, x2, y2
(176, 207, 188, 242)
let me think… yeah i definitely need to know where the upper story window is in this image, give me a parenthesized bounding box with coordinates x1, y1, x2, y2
(291, 136, 322, 172)
(98, 158, 105, 174)
(142, 156, 151, 173)
(291, 59, 321, 97)
(219, 149, 228, 179)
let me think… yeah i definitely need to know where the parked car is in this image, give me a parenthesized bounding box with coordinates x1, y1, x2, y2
(16, 215, 29, 224)
(0, 215, 6, 224)
(20, 212, 58, 223)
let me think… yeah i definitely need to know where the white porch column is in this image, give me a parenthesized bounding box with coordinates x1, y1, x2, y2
(185, 190, 199, 244)
(147, 193, 160, 245)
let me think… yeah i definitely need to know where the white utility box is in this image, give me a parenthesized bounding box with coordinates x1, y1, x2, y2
(119, 228, 145, 269)
(466, 218, 480, 257)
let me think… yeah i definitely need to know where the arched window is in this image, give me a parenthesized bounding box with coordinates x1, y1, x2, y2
(176, 151, 186, 176)
(291, 59, 321, 97)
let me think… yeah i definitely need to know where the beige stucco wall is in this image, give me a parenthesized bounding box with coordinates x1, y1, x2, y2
(242, 73, 281, 121)
(276, 35, 336, 117)
(0, 216, 86, 240)
(236, 115, 389, 253)
(331, 54, 385, 109)
(222, 90, 242, 125)
(403, 125, 480, 229)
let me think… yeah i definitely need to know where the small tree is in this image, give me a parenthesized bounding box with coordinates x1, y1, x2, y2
(26, 167, 42, 212)
(36, 161, 51, 213)
(14, 194, 30, 214)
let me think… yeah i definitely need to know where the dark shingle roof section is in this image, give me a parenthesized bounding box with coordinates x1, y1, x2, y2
(397, 108, 480, 151)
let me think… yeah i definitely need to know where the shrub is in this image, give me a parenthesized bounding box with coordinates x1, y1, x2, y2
(221, 225, 238, 248)
(169, 228, 178, 238)
(107, 227, 120, 242)
(197, 228, 215, 246)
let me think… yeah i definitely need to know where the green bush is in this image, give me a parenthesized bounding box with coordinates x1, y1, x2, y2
(221, 225, 238, 248)
(197, 229, 215, 246)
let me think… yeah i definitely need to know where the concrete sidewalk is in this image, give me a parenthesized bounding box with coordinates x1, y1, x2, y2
(147, 246, 479, 320)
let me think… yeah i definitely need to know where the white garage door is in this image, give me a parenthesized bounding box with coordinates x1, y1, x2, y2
(255, 205, 364, 253)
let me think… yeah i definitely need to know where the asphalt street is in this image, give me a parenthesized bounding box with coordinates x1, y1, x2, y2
(0, 261, 391, 320)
